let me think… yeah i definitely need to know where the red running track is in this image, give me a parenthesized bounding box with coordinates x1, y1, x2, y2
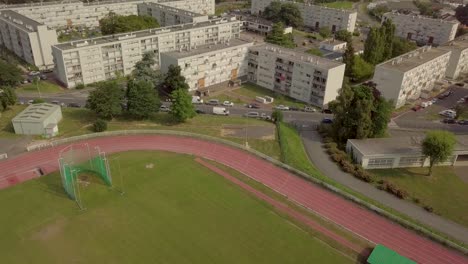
(0, 135, 467, 264)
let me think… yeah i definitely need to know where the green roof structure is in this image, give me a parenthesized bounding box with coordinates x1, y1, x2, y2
(367, 245, 417, 264)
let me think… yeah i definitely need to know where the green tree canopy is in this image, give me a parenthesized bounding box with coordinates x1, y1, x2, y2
(0, 60, 23, 86)
(391, 37, 417, 58)
(132, 52, 161, 86)
(319, 27, 332, 39)
(0, 86, 17, 111)
(170, 88, 195, 122)
(422, 131, 456, 176)
(126, 79, 160, 119)
(265, 22, 296, 48)
(272, 109, 283, 123)
(351, 56, 375, 82)
(363, 27, 385, 65)
(342, 40, 355, 78)
(335, 29, 352, 42)
(456, 4, 468, 26)
(86, 81, 124, 119)
(160, 65, 189, 95)
(99, 12, 159, 35)
(263, 1, 303, 28)
(381, 19, 395, 61)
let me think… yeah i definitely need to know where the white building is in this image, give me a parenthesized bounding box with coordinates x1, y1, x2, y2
(382, 12, 459, 46)
(52, 18, 241, 87)
(0, 10, 57, 69)
(346, 136, 468, 169)
(247, 44, 345, 107)
(251, 0, 357, 32)
(138, 2, 208, 27)
(373, 46, 451, 108)
(12, 103, 62, 137)
(319, 39, 347, 52)
(161, 39, 252, 91)
(440, 35, 468, 80)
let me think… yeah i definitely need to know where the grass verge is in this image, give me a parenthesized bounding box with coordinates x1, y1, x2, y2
(232, 83, 308, 108)
(16, 81, 64, 94)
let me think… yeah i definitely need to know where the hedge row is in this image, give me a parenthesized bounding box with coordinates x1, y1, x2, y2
(324, 144, 374, 183)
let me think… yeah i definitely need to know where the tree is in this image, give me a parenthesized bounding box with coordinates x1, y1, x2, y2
(342, 41, 355, 78)
(126, 79, 160, 119)
(335, 29, 352, 42)
(99, 12, 159, 35)
(455, 104, 468, 119)
(381, 19, 395, 61)
(363, 27, 385, 65)
(319, 27, 332, 39)
(170, 88, 195, 122)
(86, 81, 124, 119)
(455, 4, 468, 26)
(352, 56, 374, 82)
(263, 1, 303, 28)
(263, 1, 282, 20)
(272, 109, 283, 123)
(160, 65, 189, 95)
(132, 52, 160, 86)
(32, 98, 45, 104)
(422, 131, 456, 176)
(371, 93, 393, 137)
(0, 60, 22, 86)
(0, 86, 17, 111)
(93, 119, 108, 132)
(391, 37, 418, 58)
(264, 22, 296, 48)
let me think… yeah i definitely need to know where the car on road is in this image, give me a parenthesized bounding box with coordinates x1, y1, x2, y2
(275, 105, 289, 110)
(458, 98, 466, 104)
(28, 71, 40, 76)
(222, 101, 234, 107)
(439, 109, 456, 118)
(67, 102, 81, 108)
(39, 74, 47, 80)
(195, 109, 205, 114)
(244, 111, 260, 118)
(430, 98, 437, 104)
(207, 99, 219, 105)
(442, 118, 456, 124)
(438, 90, 453, 99)
(304, 106, 316, 112)
(412, 105, 422, 111)
(455, 82, 465, 87)
(159, 105, 170, 112)
(260, 113, 271, 120)
(322, 109, 332, 114)
(421, 101, 432, 108)
(289, 106, 299, 111)
(27, 100, 34, 104)
(458, 120, 468, 125)
(321, 118, 333, 124)
(246, 103, 260, 109)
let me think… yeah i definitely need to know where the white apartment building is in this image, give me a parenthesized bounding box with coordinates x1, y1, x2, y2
(0, 10, 57, 69)
(52, 18, 241, 87)
(373, 46, 451, 108)
(440, 35, 468, 79)
(160, 39, 252, 91)
(247, 44, 345, 107)
(138, 2, 208, 27)
(250, 0, 357, 32)
(382, 12, 459, 46)
(160, 0, 215, 16)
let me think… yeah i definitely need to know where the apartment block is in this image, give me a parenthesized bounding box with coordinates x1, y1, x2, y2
(160, 0, 215, 16)
(247, 44, 345, 107)
(0, 10, 57, 69)
(52, 18, 241, 87)
(138, 2, 208, 27)
(440, 35, 468, 79)
(382, 12, 459, 46)
(250, 0, 357, 32)
(373, 46, 451, 108)
(161, 39, 252, 91)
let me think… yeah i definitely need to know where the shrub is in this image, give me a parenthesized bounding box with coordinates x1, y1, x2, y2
(377, 179, 384, 185)
(412, 197, 420, 204)
(340, 159, 355, 173)
(354, 167, 374, 183)
(93, 119, 108, 132)
(377, 185, 384, 190)
(32, 98, 45, 104)
(323, 137, 333, 144)
(327, 146, 339, 155)
(423, 205, 434, 212)
(75, 83, 86, 90)
(324, 142, 337, 149)
(331, 152, 345, 163)
(353, 31, 360, 36)
(382, 181, 408, 199)
(395, 189, 408, 199)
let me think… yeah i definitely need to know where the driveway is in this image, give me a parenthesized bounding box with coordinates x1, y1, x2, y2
(300, 130, 468, 244)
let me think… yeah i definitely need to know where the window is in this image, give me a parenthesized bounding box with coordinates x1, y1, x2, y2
(367, 158, 394, 168)
(399, 156, 425, 166)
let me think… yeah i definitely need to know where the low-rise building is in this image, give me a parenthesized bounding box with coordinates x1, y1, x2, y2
(346, 136, 468, 169)
(247, 44, 345, 107)
(382, 12, 459, 46)
(0, 10, 57, 69)
(440, 35, 468, 79)
(372, 46, 451, 108)
(138, 2, 209, 27)
(160, 39, 252, 91)
(319, 39, 347, 52)
(234, 13, 292, 35)
(12, 103, 62, 137)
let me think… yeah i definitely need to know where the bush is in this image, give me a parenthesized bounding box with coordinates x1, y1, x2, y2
(327, 146, 339, 155)
(340, 159, 355, 173)
(323, 137, 334, 144)
(412, 197, 420, 204)
(93, 119, 108, 132)
(354, 167, 374, 183)
(331, 152, 346, 163)
(423, 205, 434, 213)
(75, 83, 86, 90)
(382, 181, 408, 199)
(353, 31, 360, 36)
(324, 142, 337, 149)
(377, 179, 384, 185)
(32, 98, 45, 104)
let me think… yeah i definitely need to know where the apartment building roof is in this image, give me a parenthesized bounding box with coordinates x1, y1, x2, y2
(162, 38, 252, 59)
(0, 0, 81, 10)
(376, 46, 451, 72)
(140, 2, 206, 17)
(383, 11, 460, 25)
(0, 10, 42, 32)
(441, 34, 468, 51)
(249, 44, 344, 69)
(12, 103, 60, 123)
(54, 17, 239, 51)
(303, 3, 356, 13)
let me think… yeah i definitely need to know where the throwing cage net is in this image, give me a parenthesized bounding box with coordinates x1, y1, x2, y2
(58, 143, 113, 208)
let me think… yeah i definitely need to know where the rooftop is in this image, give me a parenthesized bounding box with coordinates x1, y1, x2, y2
(54, 17, 239, 51)
(139, 2, 207, 17)
(367, 245, 416, 264)
(162, 38, 252, 59)
(249, 44, 344, 69)
(348, 135, 468, 156)
(384, 11, 460, 25)
(376, 46, 451, 72)
(441, 34, 468, 51)
(320, 39, 347, 46)
(0, 10, 42, 32)
(12, 103, 61, 123)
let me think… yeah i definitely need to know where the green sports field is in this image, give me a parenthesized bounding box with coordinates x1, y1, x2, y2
(0, 151, 352, 263)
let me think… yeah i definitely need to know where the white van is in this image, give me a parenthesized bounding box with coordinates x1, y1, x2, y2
(213, 107, 229, 116)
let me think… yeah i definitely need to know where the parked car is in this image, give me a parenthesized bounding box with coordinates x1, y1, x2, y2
(421, 101, 432, 108)
(412, 105, 422, 111)
(289, 106, 300, 111)
(458, 98, 466, 104)
(260, 113, 271, 120)
(304, 106, 316, 112)
(321, 118, 333, 124)
(322, 109, 332, 114)
(438, 90, 453, 99)
(246, 103, 260, 109)
(51, 100, 60, 105)
(67, 102, 81, 108)
(275, 105, 289, 110)
(21, 79, 28, 84)
(207, 99, 219, 105)
(195, 109, 206, 114)
(39, 74, 47, 80)
(222, 101, 234, 107)
(458, 120, 468, 125)
(41, 69, 53, 73)
(430, 98, 438, 104)
(244, 111, 260, 118)
(159, 105, 170, 112)
(27, 100, 34, 105)
(28, 71, 40, 76)
(443, 118, 456, 124)
(439, 109, 456, 118)
(455, 82, 465, 87)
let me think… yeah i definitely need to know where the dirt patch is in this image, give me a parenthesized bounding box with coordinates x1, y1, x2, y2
(146, 163, 154, 169)
(221, 125, 275, 139)
(30, 217, 66, 241)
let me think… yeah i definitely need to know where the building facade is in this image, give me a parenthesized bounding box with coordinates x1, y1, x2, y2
(373, 46, 451, 108)
(12, 103, 62, 136)
(161, 39, 252, 91)
(440, 35, 468, 79)
(138, 2, 208, 27)
(247, 44, 345, 107)
(382, 12, 459, 46)
(52, 18, 241, 87)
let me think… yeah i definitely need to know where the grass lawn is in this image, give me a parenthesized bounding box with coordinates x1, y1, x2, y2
(320, 1, 354, 9)
(371, 167, 468, 227)
(0, 105, 27, 137)
(232, 83, 308, 108)
(0, 151, 353, 264)
(16, 81, 64, 94)
(306, 48, 324, 57)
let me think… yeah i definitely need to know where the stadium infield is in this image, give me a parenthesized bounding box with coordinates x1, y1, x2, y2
(0, 151, 353, 264)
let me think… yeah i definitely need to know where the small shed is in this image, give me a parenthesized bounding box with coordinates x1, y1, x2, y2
(367, 245, 416, 264)
(12, 103, 62, 137)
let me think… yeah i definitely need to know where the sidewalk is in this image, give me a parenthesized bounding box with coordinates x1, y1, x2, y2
(300, 130, 468, 245)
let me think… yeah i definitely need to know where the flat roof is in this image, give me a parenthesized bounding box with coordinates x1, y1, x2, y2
(441, 34, 468, 51)
(54, 17, 239, 51)
(376, 46, 451, 72)
(140, 2, 206, 17)
(0, 10, 42, 32)
(162, 38, 252, 59)
(249, 44, 344, 69)
(12, 103, 61, 123)
(320, 39, 346, 46)
(348, 135, 468, 156)
(367, 245, 416, 264)
(384, 11, 460, 25)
